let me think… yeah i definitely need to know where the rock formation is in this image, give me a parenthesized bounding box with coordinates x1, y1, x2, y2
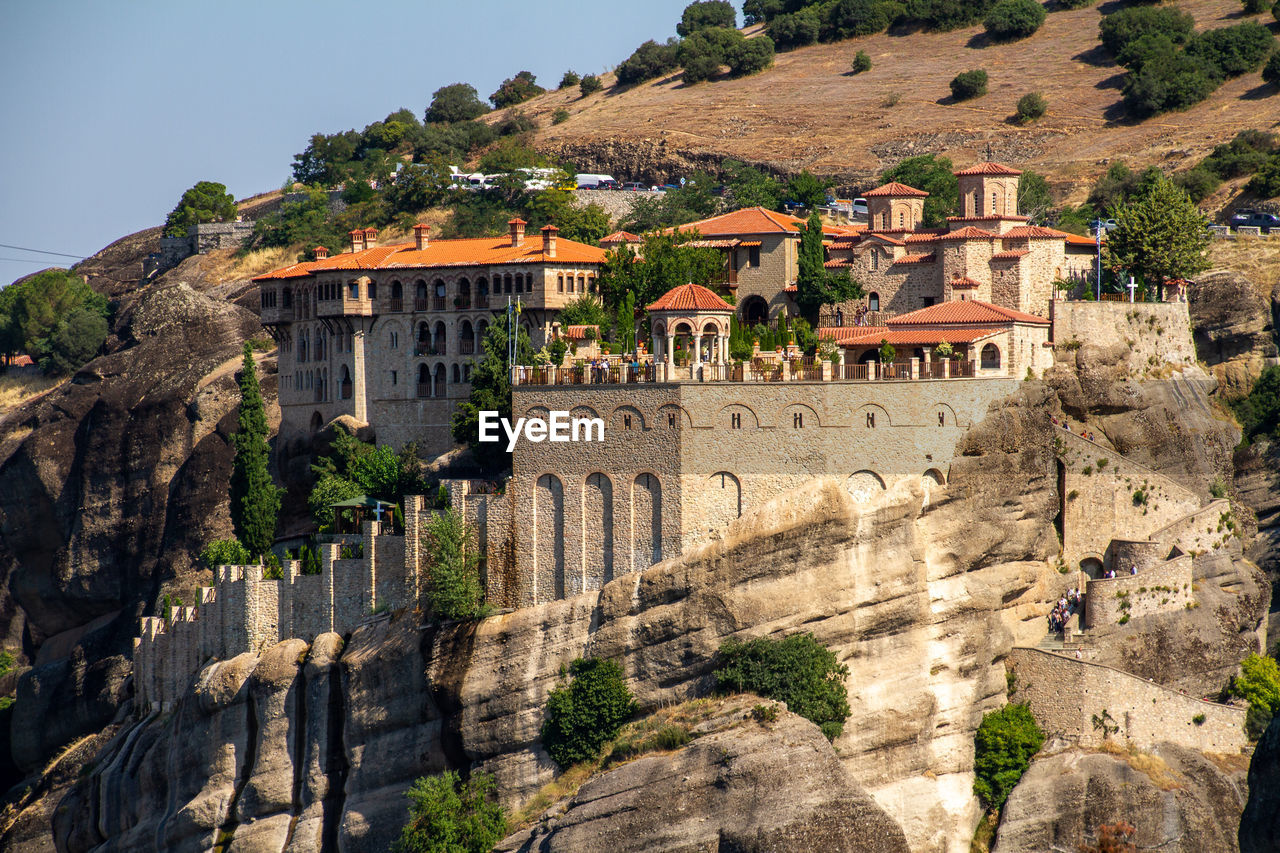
(1188, 271, 1279, 400)
(1240, 712, 1280, 853)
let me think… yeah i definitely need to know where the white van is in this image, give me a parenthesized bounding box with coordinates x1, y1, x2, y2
(575, 173, 616, 189)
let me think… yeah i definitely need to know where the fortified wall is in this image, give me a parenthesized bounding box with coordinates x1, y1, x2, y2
(1008, 647, 1248, 754)
(1050, 300, 1196, 375)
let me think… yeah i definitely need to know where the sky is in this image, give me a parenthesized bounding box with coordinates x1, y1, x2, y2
(0, 0, 696, 286)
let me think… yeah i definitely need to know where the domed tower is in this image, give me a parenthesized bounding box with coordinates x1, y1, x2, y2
(954, 162, 1023, 224)
(864, 181, 928, 233)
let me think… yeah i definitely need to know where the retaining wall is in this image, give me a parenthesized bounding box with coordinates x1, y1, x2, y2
(1008, 647, 1247, 753)
(1084, 555, 1194, 628)
(1051, 300, 1196, 375)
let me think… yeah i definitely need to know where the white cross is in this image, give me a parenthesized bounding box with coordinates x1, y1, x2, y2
(1127, 276, 1137, 303)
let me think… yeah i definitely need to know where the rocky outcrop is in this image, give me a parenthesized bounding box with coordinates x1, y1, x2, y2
(1240, 711, 1280, 853)
(497, 697, 909, 853)
(1188, 271, 1279, 399)
(995, 744, 1250, 853)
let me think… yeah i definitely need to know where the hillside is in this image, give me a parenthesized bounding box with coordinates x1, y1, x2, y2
(497, 0, 1280, 199)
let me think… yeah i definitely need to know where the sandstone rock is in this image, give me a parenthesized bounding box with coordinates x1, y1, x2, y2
(1240, 710, 1280, 853)
(1189, 270, 1278, 399)
(994, 744, 1249, 853)
(497, 697, 909, 853)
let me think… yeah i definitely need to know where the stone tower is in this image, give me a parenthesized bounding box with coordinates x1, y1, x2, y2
(864, 181, 928, 232)
(955, 162, 1022, 219)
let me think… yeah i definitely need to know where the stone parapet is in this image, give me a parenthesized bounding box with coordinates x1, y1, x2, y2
(1008, 647, 1247, 753)
(1085, 555, 1193, 628)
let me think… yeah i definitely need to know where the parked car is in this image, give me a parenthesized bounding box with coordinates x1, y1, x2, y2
(1094, 218, 1118, 234)
(851, 197, 868, 216)
(595, 179, 620, 191)
(622, 181, 647, 191)
(1229, 210, 1280, 233)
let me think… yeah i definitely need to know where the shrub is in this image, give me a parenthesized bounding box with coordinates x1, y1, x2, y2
(1185, 22, 1275, 79)
(1121, 53, 1219, 117)
(973, 703, 1044, 810)
(1203, 130, 1278, 178)
(541, 658, 637, 767)
(489, 71, 545, 109)
(199, 538, 252, 570)
(616, 39, 680, 85)
(984, 0, 1046, 41)
(727, 36, 776, 76)
(852, 50, 873, 73)
(163, 180, 238, 237)
(1193, 712, 1207, 725)
(768, 8, 821, 48)
(1015, 92, 1048, 123)
(425, 82, 489, 124)
(1242, 0, 1271, 13)
(1229, 653, 1280, 740)
(551, 108, 570, 125)
(391, 770, 506, 853)
(714, 632, 852, 740)
(823, 0, 894, 40)
(1173, 166, 1220, 202)
(906, 0, 999, 31)
(1116, 32, 1181, 74)
(950, 69, 989, 100)
(579, 75, 603, 96)
(678, 0, 737, 36)
(1249, 156, 1280, 197)
(558, 70, 580, 89)
(1099, 6, 1195, 57)
(1056, 0, 1094, 9)
(422, 509, 485, 621)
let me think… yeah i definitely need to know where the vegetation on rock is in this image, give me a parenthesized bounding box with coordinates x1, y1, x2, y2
(1233, 366, 1280, 445)
(163, 180, 237, 238)
(230, 343, 281, 557)
(391, 770, 507, 853)
(1230, 652, 1280, 739)
(541, 657, 638, 768)
(713, 632, 851, 740)
(422, 509, 486, 621)
(972, 702, 1044, 810)
(198, 538, 252, 571)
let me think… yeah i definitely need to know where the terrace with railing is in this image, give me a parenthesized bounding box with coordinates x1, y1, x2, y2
(512, 356, 983, 386)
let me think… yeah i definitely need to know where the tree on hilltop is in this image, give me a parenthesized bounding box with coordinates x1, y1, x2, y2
(425, 83, 490, 124)
(163, 181, 238, 237)
(678, 0, 737, 36)
(230, 342, 282, 557)
(795, 210, 863, 325)
(489, 71, 546, 109)
(1104, 174, 1209, 297)
(0, 269, 108, 374)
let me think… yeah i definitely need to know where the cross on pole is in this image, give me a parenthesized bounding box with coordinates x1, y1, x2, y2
(1127, 276, 1137, 303)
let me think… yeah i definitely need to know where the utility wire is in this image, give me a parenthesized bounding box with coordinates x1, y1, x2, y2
(0, 242, 86, 260)
(0, 256, 75, 265)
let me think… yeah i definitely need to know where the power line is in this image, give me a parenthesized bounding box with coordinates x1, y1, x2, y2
(0, 242, 86, 260)
(0, 256, 73, 265)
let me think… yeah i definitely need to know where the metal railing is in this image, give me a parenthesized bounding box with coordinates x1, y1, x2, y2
(460, 340, 475, 355)
(389, 298, 403, 312)
(512, 357, 991, 386)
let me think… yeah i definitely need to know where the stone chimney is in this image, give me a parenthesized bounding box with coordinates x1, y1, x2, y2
(363, 227, 378, 249)
(541, 224, 558, 258)
(314, 246, 329, 260)
(349, 229, 365, 253)
(413, 223, 430, 251)
(509, 217, 527, 248)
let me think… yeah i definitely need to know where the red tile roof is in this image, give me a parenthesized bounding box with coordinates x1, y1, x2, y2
(668, 206, 809, 237)
(887, 299, 1048, 326)
(903, 230, 948, 244)
(955, 162, 1023, 176)
(864, 181, 929, 198)
(647, 283, 735, 312)
(862, 233, 906, 246)
(563, 324, 599, 340)
(936, 226, 1000, 241)
(253, 234, 608, 281)
(950, 277, 982, 289)
(1001, 225, 1064, 240)
(894, 252, 935, 264)
(946, 215, 1029, 223)
(824, 259, 854, 268)
(600, 230, 642, 244)
(991, 249, 1029, 261)
(820, 326, 1004, 346)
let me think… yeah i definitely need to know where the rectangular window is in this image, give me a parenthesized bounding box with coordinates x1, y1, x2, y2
(668, 412, 676, 428)
(749, 246, 760, 267)
(793, 412, 803, 428)
(557, 275, 564, 293)
(348, 282, 359, 299)
(623, 413, 632, 429)
(866, 412, 875, 428)
(391, 371, 398, 386)
(731, 412, 742, 429)
(368, 282, 377, 300)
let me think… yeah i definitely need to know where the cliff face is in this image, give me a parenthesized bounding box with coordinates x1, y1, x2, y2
(1188, 272, 1279, 400)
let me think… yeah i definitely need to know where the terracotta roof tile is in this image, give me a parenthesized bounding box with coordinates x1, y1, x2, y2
(600, 230, 642, 244)
(862, 233, 906, 245)
(887, 299, 1048, 326)
(864, 181, 929, 198)
(991, 249, 1029, 261)
(946, 215, 1029, 223)
(903, 230, 948, 244)
(936, 226, 1000, 241)
(563, 324, 599, 340)
(1001, 225, 1064, 240)
(667, 206, 808, 237)
(893, 252, 935, 264)
(823, 259, 854, 268)
(955, 162, 1023, 176)
(950, 276, 982, 288)
(819, 326, 1003, 346)
(647, 283, 735, 312)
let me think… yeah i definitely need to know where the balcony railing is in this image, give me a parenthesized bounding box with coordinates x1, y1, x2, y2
(417, 382, 430, 398)
(415, 297, 430, 311)
(389, 297, 403, 312)
(460, 340, 476, 355)
(475, 295, 490, 309)
(513, 357, 987, 386)
(414, 344, 446, 357)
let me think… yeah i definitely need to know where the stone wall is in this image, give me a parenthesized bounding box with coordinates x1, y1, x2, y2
(1149, 498, 1236, 558)
(1008, 647, 1247, 753)
(1050, 300, 1197, 375)
(158, 222, 255, 272)
(1058, 430, 1202, 568)
(1085, 555, 1193, 628)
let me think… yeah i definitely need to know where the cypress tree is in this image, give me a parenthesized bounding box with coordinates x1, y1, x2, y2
(794, 210, 863, 325)
(230, 342, 282, 557)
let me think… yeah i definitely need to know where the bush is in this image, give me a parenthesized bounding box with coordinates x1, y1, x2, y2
(541, 658, 638, 767)
(906, 0, 999, 32)
(1231, 652, 1280, 739)
(163, 180, 238, 237)
(1056, 0, 1094, 9)
(823, 0, 894, 40)
(1121, 53, 1219, 117)
(489, 70, 545, 109)
(713, 632, 851, 740)
(1242, 0, 1271, 13)
(852, 50, 873, 73)
(1115, 32, 1181, 73)
(1185, 22, 1275, 79)
(1265, 50, 1280, 86)
(1173, 166, 1221, 202)
(1099, 6, 1194, 57)
(1249, 156, 1280, 197)
(391, 770, 506, 853)
(973, 703, 1044, 810)
(1233, 365, 1280, 443)
(199, 538, 252, 570)
(727, 35, 776, 76)
(950, 69, 989, 100)
(558, 70, 580, 89)
(551, 108, 570, 125)
(984, 0, 1046, 40)
(425, 83, 489, 124)
(616, 39, 680, 85)
(579, 74, 603, 96)
(422, 509, 485, 621)
(1203, 130, 1279, 178)
(768, 8, 822, 48)
(678, 0, 737, 36)
(1015, 92, 1048, 123)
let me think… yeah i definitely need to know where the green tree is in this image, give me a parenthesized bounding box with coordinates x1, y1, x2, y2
(1173, 166, 1221, 202)
(1233, 365, 1280, 444)
(558, 294, 610, 329)
(308, 474, 362, 531)
(1185, 21, 1274, 79)
(786, 170, 831, 209)
(714, 632, 851, 740)
(984, 0, 1045, 41)
(678, 0, 737, 35)
(822, 0, 893, 40)
(489, 70, 546, 108)
(391, 770, 507, 853)
(1242, 0, 1270, 13)
(880, 154, 958, 226)
(425, 83, 489, 124)
(768, 8, 821, 49)
(616, 39, 681, 85)
(199, 538, 252, 570)
(229, 343, 282, 556)
(723, 159, 784, 210)
(1264, 50, 1280, 86)
(1104, 174, 1210, 295)
(973, 703, 1044, 810)
(540, 658, 638, 767)
(451, 313, 534, 472)
(559, 70, 580, 89)
(595, 232, 723, 315)
(615, 290, 637, 352)
(163, 180, 238, 237)
(422, 509, 485, 621)
(37, 305, 108, 375)
(879, 338, 896, 363)
(950, 69, 989, 100)
(727, 35, 775, 76)
(1014, 92, 1048, 124)
(679, 27, 746, 83)
(579, 74, 603, 96)
(851, 50, 873, 73)
(795, 210, 864, 324)
(1099, 6, 1195, 57)
(2, 269, 109, 368)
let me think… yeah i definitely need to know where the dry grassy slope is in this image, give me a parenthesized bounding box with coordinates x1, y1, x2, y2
(499, 0, 1280, 199)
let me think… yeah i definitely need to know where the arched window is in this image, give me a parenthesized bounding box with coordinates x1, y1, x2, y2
(868, 292, 880, 312)
(434, 279, 446, 297)
(340, 365, 352, 400)
(433, 321, 446, 354)
(460, 319, 474, 354)
(415, 280, 427, 300)
(452, 364, 460, 383)
(417, 322, 430, 352)
(981, 343, 1001, 369)
(433, 363, 446, 397)
(991, 191, 999, 215)
(417, 364, 430, 397)
(391, 280, 403, 300)
(457, 277, 471, 307)
(898, 210, 904, 228)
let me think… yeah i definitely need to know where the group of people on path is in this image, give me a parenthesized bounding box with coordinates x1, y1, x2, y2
(1050, 415, 1098, 442)
(1049, 588, 1084, 633)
